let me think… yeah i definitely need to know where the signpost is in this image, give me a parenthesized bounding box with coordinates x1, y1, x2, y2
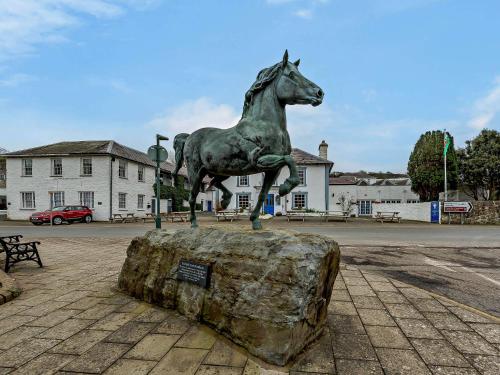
(148, 134, 169, 229)
(430, 201, 440, 223)
(443, 201, 473, 225)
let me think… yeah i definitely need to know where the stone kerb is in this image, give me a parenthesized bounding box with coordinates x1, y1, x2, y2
(118, 227, 341, 365)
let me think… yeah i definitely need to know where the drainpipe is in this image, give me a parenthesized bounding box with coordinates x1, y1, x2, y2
(325, 165, 329, 211)
(109, 156, 114, 220)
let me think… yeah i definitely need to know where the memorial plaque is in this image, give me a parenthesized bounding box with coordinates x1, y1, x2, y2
(177, 259, 211, 288)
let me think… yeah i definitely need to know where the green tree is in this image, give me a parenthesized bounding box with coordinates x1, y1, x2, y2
(407, 130, 459, 201)
(457, 129, 500, 200)
(153, 175, 191, 212)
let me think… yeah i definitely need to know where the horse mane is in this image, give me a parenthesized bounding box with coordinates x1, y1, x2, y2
(242, 62, 282, 117)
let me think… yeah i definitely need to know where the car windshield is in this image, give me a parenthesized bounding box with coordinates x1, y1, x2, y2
(51, 206, 66, 212)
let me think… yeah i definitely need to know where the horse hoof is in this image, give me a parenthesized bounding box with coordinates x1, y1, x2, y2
(252, 220, 262, 230)
(279, 182, 290, 196)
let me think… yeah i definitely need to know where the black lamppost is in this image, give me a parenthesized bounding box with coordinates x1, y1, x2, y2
(155, 134, 169, 229)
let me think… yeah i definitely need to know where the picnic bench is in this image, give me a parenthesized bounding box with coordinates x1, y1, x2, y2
(166, 211, 189, 223)
(142, 213, 155, 223)
(322, 210, 349, 222)
(286, 211, 306, 222)
(215, 210, 240, 222)
(0, 235, 43, 273)
(111, 213, 137, 223)
(374, 211, 401, 223)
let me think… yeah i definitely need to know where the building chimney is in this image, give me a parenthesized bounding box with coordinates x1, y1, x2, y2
(318, 140, 328, 160)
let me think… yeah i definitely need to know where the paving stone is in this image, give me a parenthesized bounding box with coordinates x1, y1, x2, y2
(37, 318, 95, 340)
(469, 323, 500, 344)
(357, 308, 396, 326)
(116, 300, 148, 313)
(336, 359, 384, 375)
(134, 307, 170, 323)
(54, 290, 91, 302)
(341, 270, 362, 278)
(395, 318, 443, 339)
(376, 348, 431, 375)
(175, 325, 217, 349)
(332, 333, 377, 360)
(0, 315, 37, 335)
(105, 321, 156, 344)
(148, 347, 208, 375)
(0, 367, 13, 374)
(328, 301, 358, 316)
(75, 303, 118, 320)
(103, 358, 156, 375)
(365, 326, 412, 349)
(347, 285, 376, 297)
(26, 309, 81, 328)
(411, 338, 470, 367)
(0, 325, 47, 350)
(196, 365, 243, 375)
(17, 301, 70, 317)
(362, 273, 388, 282)
(328, 314, 366, 335)
(333, 279, 346, 290)
(10, 353, 77, 375)
(399, 288, 434, 300)
(153, 313, 192, 335)
(441, 330, 498, 355)
(89, 312, 136, 331)
(464, 354, 500, 375)
(343, 277, 369, 286)
(50, 329, 110, 355)
(0, 338, 60, 368)
(203, 340, 248, 367)
(424, 312, 472, 331)
(62, 341, 131, 373)
(0, 303, 31, 320)
(390, 279, 411, 288)
(429, 366, 480, 375)
(369, 282, 398, 292)
(100, 294, 132, 305)
(125, 334, 181, 360)
(331, 290, 351, 302)
(409, 298, 448, 313)
(447, 307, 493, 323)
(385, 303, 425, 319)
(291, 331, 336, 374)
(377, 291, 408, 304)
(352, 296, 385, 310)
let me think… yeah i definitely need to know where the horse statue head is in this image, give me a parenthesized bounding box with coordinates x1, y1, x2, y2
(243, 50, 324, 116)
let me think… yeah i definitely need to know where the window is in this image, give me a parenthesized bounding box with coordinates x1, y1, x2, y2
(21, 192, 35, 209)
(237, 194, 250, 209)
(50, 191, 65, 208)
(298, 167, 307, 186)
(138, 194, 145, 209)
(238, 175, 249, 186)
(79, 191, 94, 208)
(118, 160, 127, 179)
(381, 200, 401, 204)
(358, 200, 372, 215)
(138, 166, 145, 182)
(51, 158, 63, 176)
(292, 192, 307, 209)
(118, 193, 127, 209)
(22, 159, 33, 176)
(81, 158, 92, 176)
(407, 199, 419, 204)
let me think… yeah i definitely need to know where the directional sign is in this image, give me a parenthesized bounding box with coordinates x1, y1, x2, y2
(147, 145, 168, 163)
(443, 201, 473, 213)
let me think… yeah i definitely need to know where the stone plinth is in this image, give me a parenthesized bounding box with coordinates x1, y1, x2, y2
(118, 227, 341, 365)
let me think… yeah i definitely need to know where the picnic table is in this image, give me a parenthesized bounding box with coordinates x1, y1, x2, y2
(374, 211, 401, 223)
(322, 210, 349, 222)
(215, 210, 240, 222)
(286, 211, 306, 222)
(142, 213, 155, 223)
(111, 213, 137, 223)
(167, 211, 189, 223)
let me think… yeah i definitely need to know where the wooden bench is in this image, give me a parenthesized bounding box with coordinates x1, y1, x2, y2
(111, 214, 125, 223)
(286, 211, 306, 222)
(374, 211, 401, 223)
(322, 211, 349, 222)
(0, 235, 43, 273)
(215, 210, 240, 222)
(142, 213, 155, 223)
(167, 212, 189, 223)
(124, 213, 137, 223)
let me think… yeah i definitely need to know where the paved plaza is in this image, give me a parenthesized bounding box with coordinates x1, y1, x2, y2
(0, 235, 499, 374)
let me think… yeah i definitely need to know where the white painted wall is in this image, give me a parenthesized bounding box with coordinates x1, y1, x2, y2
(371, 202, 439, 222)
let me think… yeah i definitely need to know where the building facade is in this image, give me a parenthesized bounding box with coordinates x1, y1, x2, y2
(0, 156, 6, 211)
(214, 144, 333, 214)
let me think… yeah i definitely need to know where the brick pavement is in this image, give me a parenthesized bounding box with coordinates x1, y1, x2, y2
(0, 237, 499, 374)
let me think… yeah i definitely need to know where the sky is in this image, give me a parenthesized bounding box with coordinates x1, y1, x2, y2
(0, 0, 499, 172)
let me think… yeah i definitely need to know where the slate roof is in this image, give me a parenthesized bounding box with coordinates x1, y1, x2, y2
(291, 148, 333, 165)
(329, 176, 357, 185)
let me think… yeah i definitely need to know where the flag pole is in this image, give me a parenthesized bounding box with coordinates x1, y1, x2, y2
(444, 129, 448, 202)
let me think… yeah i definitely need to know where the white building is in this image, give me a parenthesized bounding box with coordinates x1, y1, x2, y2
(329, 172, 420, 216)
(4, 141, 163, 221)
(213, 142, 333, 214)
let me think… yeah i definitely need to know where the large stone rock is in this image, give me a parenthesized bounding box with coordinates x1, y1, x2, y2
(118, 227, 340, 365)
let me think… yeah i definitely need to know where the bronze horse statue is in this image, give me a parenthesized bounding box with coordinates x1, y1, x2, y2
(173, 50, 324, 229)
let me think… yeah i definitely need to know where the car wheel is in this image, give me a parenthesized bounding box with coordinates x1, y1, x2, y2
(84, 215, 92, 224)
(52, 216, 63, 225)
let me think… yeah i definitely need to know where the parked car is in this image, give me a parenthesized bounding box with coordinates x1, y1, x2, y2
(30, 206, 93, 225)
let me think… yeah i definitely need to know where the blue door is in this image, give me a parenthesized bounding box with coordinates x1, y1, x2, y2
(207, 201, 212, 212)
(264, 194, 274, 215)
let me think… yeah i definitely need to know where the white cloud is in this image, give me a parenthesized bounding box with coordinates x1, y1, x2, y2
(0, 73, 36, 87)
(468, 76, 500, 130)
(293, 9, 313, 19)
(146, 97, 241, 135)
(85, 76, 133, 94)
(0, 0, 160, 62)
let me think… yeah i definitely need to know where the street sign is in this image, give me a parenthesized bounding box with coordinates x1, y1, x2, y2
(443, 201, 473, 213)
(430, 201, 440, 223)
(147, 145, 168, 162)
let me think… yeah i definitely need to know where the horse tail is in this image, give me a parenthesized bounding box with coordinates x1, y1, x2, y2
(173, 133, 190, 186)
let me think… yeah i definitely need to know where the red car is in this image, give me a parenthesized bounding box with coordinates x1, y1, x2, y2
(30, 206, 93, 225)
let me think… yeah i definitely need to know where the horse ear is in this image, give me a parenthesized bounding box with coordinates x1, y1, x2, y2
(282, 50, 288, 67)
(294, 59, 300, 67)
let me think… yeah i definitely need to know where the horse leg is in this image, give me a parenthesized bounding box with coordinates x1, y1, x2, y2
(188, 169, 205, 228)
(211, 176, 233, 210)
(250, 170, 278, 230)
(256, 154, 299, 196)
